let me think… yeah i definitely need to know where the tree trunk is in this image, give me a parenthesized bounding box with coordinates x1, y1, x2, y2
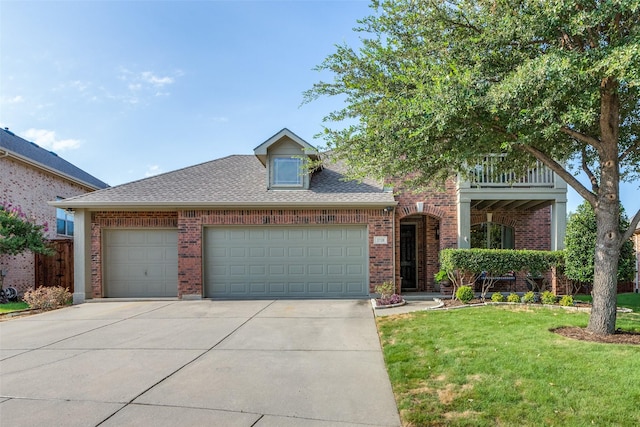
(587, 77, 621, 336)
(588, 203, 620, 335)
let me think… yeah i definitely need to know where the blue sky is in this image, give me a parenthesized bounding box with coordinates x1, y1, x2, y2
(1, 0, 638, 217)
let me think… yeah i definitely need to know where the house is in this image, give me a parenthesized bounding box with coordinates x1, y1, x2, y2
(53, 128, 567, 303)
(0, 127, 108, 296)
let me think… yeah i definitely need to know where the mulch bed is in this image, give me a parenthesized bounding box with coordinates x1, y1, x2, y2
(552, 326, 640, 345)
(442, 299, 640, 345)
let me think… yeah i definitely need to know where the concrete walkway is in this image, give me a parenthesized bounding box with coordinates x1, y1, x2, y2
(0, 300, 401, 427)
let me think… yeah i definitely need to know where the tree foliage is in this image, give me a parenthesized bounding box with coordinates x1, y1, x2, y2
(307, 0, 640, 335)
(565, 201, 636, 283)
(0, 203, 53, 256)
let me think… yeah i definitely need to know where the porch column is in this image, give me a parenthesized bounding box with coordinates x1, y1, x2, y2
(457, 195, 471, 249)
(551, 200, 567, 251)
(72, 209, 92, 304)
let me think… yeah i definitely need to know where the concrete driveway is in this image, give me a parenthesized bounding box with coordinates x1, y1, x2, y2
(0, 300, 401, 427)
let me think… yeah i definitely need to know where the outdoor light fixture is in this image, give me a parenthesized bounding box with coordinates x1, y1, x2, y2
(416, 201, 424, 213)
(487, 212, 493, 223)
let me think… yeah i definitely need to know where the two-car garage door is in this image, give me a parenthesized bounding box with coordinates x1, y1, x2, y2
(204, 226, 369, 298)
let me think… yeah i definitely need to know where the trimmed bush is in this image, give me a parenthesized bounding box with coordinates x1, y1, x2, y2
(506, 293, 520, 303)
(521, 291, 537, 304)
(559, 295, 574, 307)
(456, 285, 474, 303)
(23, 286, 71, 310)
(541, 291, 556, 305)
(491, 292, 505, 302)
(374, 281, 396, 299)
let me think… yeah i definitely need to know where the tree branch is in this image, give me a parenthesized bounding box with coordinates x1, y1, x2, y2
(518, 145, 597, 205)
(619, 139, 640, 161)
(581, 148, 600, 193)
(560, 126, 603, 150)
(620, 208, 640, 244)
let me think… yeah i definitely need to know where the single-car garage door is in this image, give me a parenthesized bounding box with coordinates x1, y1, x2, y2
(204, 226, 368, 298)
(104, 229, 178, 298)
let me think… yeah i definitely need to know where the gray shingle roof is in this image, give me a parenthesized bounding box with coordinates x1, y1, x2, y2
(0, 128, 109, 190)
(55, 155, 395, 209)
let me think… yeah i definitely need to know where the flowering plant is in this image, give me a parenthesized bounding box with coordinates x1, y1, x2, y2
(0, 202, 53, 256)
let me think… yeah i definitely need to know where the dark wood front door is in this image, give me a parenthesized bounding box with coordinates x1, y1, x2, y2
(400, 224, 417, 290)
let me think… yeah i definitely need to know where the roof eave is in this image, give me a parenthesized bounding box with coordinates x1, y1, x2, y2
(2, 148, 106, 191)
(49, 200, 398, 211)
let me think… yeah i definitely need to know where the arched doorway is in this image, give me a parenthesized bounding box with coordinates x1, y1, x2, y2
(399, 214, 440, 292)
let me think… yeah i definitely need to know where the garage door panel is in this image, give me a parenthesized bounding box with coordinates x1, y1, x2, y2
(104, 230, 178, 298)
(204, 226, 368, 298)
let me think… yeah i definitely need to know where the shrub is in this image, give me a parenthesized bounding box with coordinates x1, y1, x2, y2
(564, 201, 635, 284)
(506, 293, 520, 303)
(456, 285, 474, 303)
(559, 295, 574, 307)
(23, 286, 72, 310)
(541, 291, 556, 305)
(491, 292, 504, 302)
(521, 291, 537, 304)
(374, 281, 396, 299)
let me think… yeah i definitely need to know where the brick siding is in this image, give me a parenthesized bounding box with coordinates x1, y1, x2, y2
(1, 157, 93, 295)
(90, 209, 394, 298)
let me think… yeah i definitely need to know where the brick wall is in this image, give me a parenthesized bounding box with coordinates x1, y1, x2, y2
(392, 179, 553, 291)
(393, 180, 458, 291)
(0, 157, 92, 295)
(90, 208, 394, 298)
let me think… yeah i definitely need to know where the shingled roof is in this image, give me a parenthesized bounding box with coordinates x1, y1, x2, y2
(54, 154, 395, 209)
(0, 127, 108, 190)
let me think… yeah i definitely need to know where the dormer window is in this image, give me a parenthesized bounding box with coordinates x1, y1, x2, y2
(254, 128, 320, 191)
(273, 157, 303, 186)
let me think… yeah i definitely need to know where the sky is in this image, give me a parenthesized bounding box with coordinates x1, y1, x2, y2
(1, 0, 638, 218)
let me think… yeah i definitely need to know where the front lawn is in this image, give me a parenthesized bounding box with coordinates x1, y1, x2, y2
(574, 292, 640, 312)
(377, 306, 640, 426)
(0, 301, 29, 313)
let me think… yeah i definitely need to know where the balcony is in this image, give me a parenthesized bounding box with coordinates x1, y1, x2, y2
(470, 155, 555, 188)
(457, 154, 568, 250)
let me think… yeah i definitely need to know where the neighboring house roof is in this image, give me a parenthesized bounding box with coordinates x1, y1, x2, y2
(0, 127, 109, 190)
(53, 154, 395, 209)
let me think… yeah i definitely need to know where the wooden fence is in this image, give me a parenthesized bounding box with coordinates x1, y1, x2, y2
(35, 239, 74, 293)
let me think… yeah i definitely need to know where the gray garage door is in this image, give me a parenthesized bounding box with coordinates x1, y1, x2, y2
(204, 226, 368, 298)
(104, 229, 178, 298)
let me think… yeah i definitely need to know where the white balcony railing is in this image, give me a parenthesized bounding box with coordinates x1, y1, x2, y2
(471, 155, 555, 188)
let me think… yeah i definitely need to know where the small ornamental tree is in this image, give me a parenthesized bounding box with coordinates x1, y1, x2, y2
(0, 203, 53, 256)
(565, 201, 636, 285)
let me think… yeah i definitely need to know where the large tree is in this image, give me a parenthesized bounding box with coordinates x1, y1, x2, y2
(306, 0, 640, 335)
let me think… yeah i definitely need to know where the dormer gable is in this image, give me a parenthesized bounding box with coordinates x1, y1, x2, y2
(254, 128, 319, 190)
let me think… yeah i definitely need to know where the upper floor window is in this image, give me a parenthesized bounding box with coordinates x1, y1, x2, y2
(470, 222, 514, 249)
(272, 157, 303, 187)
(56, 198, 74, 236)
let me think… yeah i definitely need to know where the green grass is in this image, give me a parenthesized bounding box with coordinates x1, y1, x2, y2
(377, 306, 640, 426)
(0, 301, 29, 313)
(574, 292, 640, 311)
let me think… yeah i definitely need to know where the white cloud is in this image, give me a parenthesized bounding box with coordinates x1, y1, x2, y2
(141, 71, 174, 87)
(144, 165, 162, 177)
(22, 128, 82, 151)
(3, 95, 24, 104)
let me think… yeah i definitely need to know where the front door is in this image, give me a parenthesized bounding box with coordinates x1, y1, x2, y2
(400, 224, 417, 290)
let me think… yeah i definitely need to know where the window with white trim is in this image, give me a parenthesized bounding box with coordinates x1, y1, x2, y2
(272, 157, 303, 187)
